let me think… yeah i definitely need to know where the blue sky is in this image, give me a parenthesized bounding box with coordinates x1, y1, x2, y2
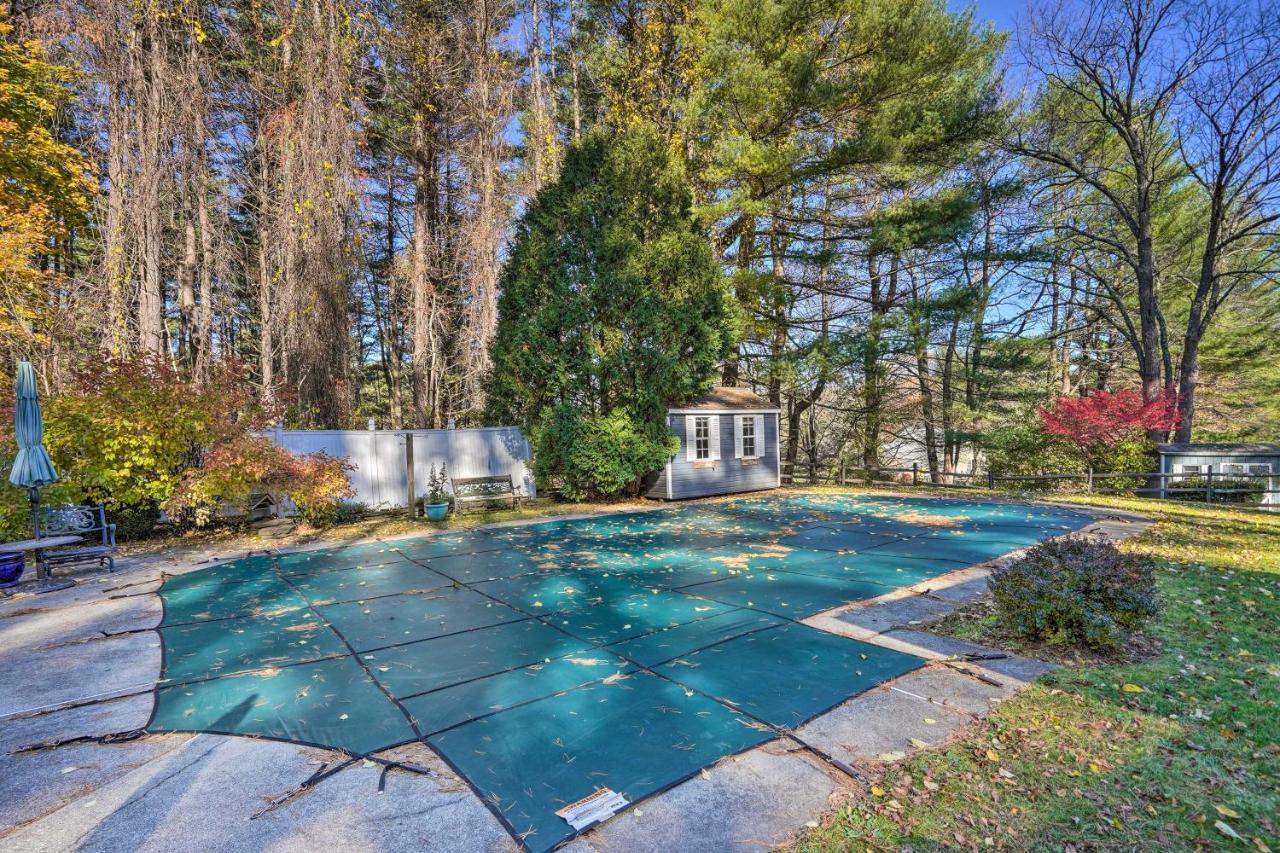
(965, 0, 1024, 34)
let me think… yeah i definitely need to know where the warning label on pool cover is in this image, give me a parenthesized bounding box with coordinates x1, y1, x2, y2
(555, 788, 630, 829)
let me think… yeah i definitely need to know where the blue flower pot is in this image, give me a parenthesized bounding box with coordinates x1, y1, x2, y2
(0, 551, 25, 588)
(423, 503, 450, 522)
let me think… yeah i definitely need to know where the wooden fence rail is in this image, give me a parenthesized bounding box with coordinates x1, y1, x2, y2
(779, 462, 1278, 508)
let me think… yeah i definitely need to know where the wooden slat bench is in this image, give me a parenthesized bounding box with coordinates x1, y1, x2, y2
(452, 475, 520, 514)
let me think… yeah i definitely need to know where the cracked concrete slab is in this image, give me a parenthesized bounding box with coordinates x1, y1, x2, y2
(884, 665, 1013, 716)
(0, 592, 160, 655)
(912, 573, 991, 602)
(0, 692, 153, 756)
(0, 632, 160, 719)
(876, 629, 1056, 682)
(2, 734, 515, 853)
(0, 732, 193, 839)
(795, 682, 972, 765)
(833, 594, 960, 635)
(584, 747, 844, 852)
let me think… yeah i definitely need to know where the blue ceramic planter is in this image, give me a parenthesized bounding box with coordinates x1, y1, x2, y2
(423, 503, 450, 522)
(0, 551, 25, 588)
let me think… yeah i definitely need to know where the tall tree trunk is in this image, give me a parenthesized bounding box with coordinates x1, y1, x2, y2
(940, 313, 960, 471)
(178, 213, 197, 362)
(258, 239, 275, 402)
(1134, 170, 1165, 435)
(862, 253, 891, 472)
(135, 16, 165, 354)
(411, 113, 439, 427)
(909, 277, 940, 483)
(194, 185, 214, 380)
(721, 217, 754, 386)
(964, 205, 993, 411)
(767, 218, 786, 406)
(1173, 209, 1222, 443)
(569, 0, 581, 140)
(103, 85, 129, 355)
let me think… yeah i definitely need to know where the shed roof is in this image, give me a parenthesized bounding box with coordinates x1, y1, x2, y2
(676, 386, 776, 411)
(1156, 442, 1280, 456)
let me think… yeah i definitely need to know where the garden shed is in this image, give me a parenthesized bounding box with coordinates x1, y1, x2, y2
(1156, 442, 1280, 507)
(647, 387, 781, 500)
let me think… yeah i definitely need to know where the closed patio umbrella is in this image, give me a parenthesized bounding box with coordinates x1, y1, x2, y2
(7, 361, 72, 591)
(10, 361, 58, 520)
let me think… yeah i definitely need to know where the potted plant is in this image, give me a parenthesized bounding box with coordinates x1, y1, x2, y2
(421, 463, 451, 522)
(0, 551, 24, 588)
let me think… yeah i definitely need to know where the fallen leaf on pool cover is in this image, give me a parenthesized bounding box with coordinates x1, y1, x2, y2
(895, 512, 965, 528)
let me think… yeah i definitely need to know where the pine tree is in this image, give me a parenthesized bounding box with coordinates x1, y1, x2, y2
(488, 125, 735, 497)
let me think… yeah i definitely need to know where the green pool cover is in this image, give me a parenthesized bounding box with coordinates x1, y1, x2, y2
(148, 493, 1091, 850)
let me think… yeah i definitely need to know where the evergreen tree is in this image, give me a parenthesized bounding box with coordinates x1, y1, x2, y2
(488, 125, 735, 498)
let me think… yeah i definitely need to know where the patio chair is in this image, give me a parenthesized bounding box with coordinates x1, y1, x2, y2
(39, 504, 117, 573)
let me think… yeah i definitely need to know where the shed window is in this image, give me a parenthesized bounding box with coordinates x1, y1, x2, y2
(694, 416, 711, 460)
(734, 414, 764, 460)
(1173, 464, 1204, 482)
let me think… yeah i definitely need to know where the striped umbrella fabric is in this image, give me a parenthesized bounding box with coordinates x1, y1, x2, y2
(9, 361, 58, 489)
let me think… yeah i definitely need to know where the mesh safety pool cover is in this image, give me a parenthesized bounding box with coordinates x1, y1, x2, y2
(683, 570, 897, 618)
(427, 673, 775, 850)
(148, 493, 1091, 851)
(655, 622, 923, 728)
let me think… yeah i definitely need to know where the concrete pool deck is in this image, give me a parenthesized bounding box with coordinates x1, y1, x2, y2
(0, 494, 1150, 852)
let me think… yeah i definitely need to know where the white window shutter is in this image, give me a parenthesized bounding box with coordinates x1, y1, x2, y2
(685, 415, 696, 462)
(734, 415, 744, 459)
(709, 416, 722, 461)
(754, 415, 765, 457)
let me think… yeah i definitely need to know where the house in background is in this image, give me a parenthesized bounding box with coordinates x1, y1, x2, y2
(1157, 442, 1280, 508)
(646, 387, 781, 500)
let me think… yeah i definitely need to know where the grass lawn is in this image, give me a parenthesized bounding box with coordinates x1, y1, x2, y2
(796, 495, 1279, 852)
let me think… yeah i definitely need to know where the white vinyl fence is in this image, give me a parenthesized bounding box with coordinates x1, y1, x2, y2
(270, 425, 536, 511)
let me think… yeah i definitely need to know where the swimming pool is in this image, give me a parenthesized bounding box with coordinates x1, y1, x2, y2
(147, 492, 1091, 849)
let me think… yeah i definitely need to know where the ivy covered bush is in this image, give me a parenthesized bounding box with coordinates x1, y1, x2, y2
(988, 537, 1160, 648)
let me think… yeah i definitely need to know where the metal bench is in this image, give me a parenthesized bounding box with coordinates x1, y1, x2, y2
(39, 504, 118, 573)
(452, 475, 520, 515)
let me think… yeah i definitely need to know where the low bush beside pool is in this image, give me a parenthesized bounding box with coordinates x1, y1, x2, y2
(988, 536, 1161, 648)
